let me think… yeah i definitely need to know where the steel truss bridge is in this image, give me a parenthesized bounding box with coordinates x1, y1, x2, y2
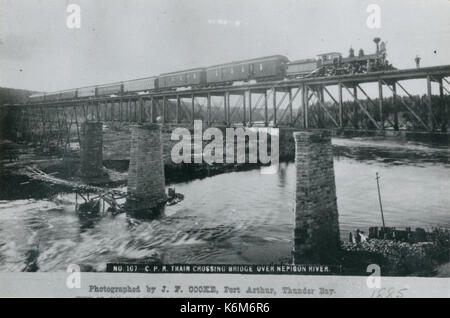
(3, 65, 450, 148)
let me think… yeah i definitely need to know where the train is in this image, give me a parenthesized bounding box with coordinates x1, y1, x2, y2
(29, 38, 394, 102)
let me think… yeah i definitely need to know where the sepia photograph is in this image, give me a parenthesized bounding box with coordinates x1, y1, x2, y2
(0, 0, 449, 299)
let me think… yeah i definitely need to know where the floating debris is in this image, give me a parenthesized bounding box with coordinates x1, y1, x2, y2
(166, 187, 184, 206)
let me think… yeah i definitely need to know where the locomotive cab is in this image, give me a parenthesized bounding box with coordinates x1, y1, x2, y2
(317, 52, 342, 66)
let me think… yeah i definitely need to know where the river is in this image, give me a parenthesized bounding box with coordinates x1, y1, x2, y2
(0, 136, 449, 271)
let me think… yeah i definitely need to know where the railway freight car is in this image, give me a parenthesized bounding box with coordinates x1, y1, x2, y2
(78, 86, 96, 98)
(286, 58, 318, 77)
(29, 93, 46, 102)
(59, 89, 77, 100)
(45, 92, 61, 101)
(123, 77, 157, 93)
(250, 55, 289, 80)
(96, 83, 123, 96)
(206, 55, 289, 85)
(157, 68, 206, 89)
(206, 61, 252, 84)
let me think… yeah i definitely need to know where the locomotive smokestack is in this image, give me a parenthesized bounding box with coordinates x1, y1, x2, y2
(373, 37, 381, 54)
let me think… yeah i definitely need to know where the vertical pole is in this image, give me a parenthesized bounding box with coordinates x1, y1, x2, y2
(83, 102, 89, 119)
(338, 83, 343, 128)
(39, 107, 46, 146)
(143, 99, 148, 123)
(299, 86, 304, 128)
(73, 105, 81, 144)
(439, 78, 447, 132)
(144, 98, 149, 123)
(264, 90, 268, 127)
(128, 99, 132, 122)
(108, 100, 111, 121)
(119, 99, 122, 122)
(242, 92, 247, 126)
(248, 90, 252, 127)
(54, 106, 62, 147)
(392, 82, 399, 131)
(176, 95, 180, 124)
(150, 97, 154, 123)
(109, 100, 114, 121)
(124, 100, 127, 122)
(112, 100, 116, 122)
(318, 85, 325, 128)
(101, 101, 105, 121)
(82, 101, 87, 120)
(104, 101, 108, 122)
(105, 101, 109, 121)
(139, 98, 144, 123)
(376, 172, 386, 229)
(289, 89, 293, 126)
(100, 99, 108, 121)
(207, 93, 211, 126)
(114, 100, 117, 122)
(96, 101, 100, 121)
(378, 80, 384, 130)
(223, 93, 227, 125)
(139, 99, 142, 122)
(303, 85, 309, 129)
(162, 96, 166, 124)
(191, 94, 195, 126)
(272, 88, 277, 127)
(224, 92, 229, 126)
(130, 100, 133, 122)
(353, 86, 359, 129)
(426, 76, 434, 131)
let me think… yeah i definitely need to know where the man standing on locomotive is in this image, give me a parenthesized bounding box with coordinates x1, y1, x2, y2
(415, 55, 421, 68)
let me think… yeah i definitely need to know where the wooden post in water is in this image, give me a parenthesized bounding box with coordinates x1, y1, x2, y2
(375, 172, 386, 228)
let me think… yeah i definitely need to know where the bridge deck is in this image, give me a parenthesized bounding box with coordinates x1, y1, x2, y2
(4, 64, 450, 106)
(1, 64, 449, 135)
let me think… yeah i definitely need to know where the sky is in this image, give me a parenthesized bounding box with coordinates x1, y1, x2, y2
(1, 0, 449, 92)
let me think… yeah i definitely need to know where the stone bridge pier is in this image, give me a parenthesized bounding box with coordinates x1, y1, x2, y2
(80, 121, 104, 178)
(293, 130, 340, 264)
(125, 123, 166, 214)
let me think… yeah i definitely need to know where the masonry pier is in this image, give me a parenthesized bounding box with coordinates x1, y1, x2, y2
(126, 123, 166, 214)
(80, 121, 104, 178)
(293, 130, 340, 264)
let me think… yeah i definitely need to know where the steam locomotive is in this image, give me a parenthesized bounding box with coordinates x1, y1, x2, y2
(286, 38, 394, 77)
(29, 38, 393, 102)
